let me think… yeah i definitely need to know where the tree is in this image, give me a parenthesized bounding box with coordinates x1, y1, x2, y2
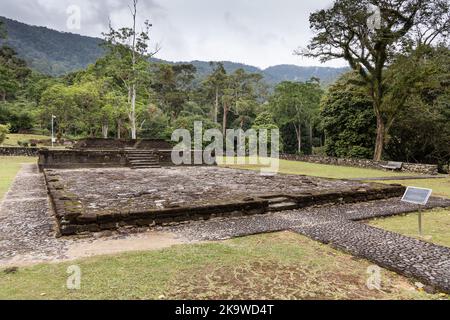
(0, 124, 10, 144)
(202, 62, 227, 123)
(270, 80, 323, 154)
(251, 112, 280, 153)
(151, 63, 196, 119)
(320, 72, 376, 158)
(40, 84, 81, 136)
(102, 0, 157, 139)
(0, 46, 31, 102)
(385, 45, 450, 166)
(299, 0, 450, 160)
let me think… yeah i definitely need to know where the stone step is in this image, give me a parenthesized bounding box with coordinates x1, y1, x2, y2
(131, 165, 161, 169)
(128, 158, 159, 162)
(267, 197, 290, 204)
(127, 153, 156, 157)
(268, 202, 298, 211)
(130, 160, 159, 164)
(129, 159, 159, 163)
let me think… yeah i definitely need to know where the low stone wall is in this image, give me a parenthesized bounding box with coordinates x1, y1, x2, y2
(0, 146, 40, 157)
(38, 149, 212, 170)
(73, 138, 173, 150)
(280, 154, 439, 175)
(38, 149, 128, 170)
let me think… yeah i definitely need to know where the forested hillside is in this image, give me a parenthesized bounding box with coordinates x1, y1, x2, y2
(0, 16, 346, 85)
(0, 16, 104, 75)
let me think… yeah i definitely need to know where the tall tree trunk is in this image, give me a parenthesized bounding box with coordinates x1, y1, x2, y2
(129, 0, 138, 140)
(214, 87, 219, 123)
(309, 123, 313, 149)
(373, 81, 385, 161)
(130, 84, 137, 140)
(117, 119, 122, 139)
(222, 103, 228, 136)
(374, 113, 385, 161)
(294, 123, 302, 154)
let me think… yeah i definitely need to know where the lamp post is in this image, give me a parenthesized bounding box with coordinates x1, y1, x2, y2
(51, 115, 56, 148)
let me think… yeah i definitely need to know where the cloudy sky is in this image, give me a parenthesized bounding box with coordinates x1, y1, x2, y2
(1, 0, 346, 69)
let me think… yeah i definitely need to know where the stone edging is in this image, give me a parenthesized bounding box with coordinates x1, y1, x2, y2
(0, 146, 40, 157)
(43, 169, 406, 236)
(280, 154, 439, 175)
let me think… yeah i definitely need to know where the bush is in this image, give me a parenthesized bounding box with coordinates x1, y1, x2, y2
(0, 124, 10, 145)
(17, 140, 30, 147)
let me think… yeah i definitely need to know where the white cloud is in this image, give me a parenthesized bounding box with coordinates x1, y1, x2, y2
(0, 0, 347, 69)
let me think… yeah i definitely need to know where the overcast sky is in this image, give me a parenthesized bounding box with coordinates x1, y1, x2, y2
(1, 0, 347, 69)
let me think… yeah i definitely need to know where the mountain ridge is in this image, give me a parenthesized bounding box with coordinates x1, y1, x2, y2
(0, 16, 348, 85)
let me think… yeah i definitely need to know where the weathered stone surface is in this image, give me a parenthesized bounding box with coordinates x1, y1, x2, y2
(43, 167, 404, 235)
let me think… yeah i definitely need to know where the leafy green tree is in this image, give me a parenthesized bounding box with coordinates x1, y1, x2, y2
(270, 80, 323, 154)
(385, 45, 450, 166)
(320, 72, 376, 159)
(251, 111, 281, 153)
(0, 46, 31, 102)
(151, 63, 196, 119)
(39, 84, 79, 136)
(140, 104, 171, 139)
(102, 0, 156, 139)
(0, 123, 10, 144)
(300, 0, 450, 160)
(202, 62, 227, 123)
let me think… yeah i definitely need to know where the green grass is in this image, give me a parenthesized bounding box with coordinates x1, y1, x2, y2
(373, 177, 450, 199)
(1, 232, 445, 300)
(0, 156, 37, 200)
(2, 134, 50, 147)
(370, 209, 450, 248)
(218, 157, 417, 179)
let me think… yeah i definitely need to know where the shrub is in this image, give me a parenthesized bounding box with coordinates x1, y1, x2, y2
(0, 124, 10, 145)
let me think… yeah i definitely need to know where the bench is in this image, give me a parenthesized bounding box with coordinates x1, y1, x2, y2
(380, 161, 403, 171)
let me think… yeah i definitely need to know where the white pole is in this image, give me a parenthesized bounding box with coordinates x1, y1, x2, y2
(51, 115, 55, 148)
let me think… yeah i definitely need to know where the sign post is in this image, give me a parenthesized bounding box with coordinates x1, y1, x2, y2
(401, 187, 433, 237)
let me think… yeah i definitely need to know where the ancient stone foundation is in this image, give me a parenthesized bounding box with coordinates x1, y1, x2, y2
(43, 168, 406, 236)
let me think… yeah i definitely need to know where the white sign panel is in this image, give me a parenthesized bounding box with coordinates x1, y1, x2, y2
(401, 187, 433, 206)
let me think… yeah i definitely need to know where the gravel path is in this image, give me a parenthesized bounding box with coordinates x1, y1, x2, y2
(168, 197, 450, 293)
(1, 164, 450, 293)
(0, 164, 70, 264)
(0, 164, 184, 266)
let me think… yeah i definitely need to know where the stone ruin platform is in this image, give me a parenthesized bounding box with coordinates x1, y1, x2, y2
(43, 167, 406, 236)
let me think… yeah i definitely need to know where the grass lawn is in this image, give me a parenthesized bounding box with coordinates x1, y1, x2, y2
(369, 209, 450, 248)
(218, 157, 416, 179)
(2, 134, 50, 147)
(0, 156, 37, 200)
(1, 232, 445, 300)
(373, 177, 450, 199)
